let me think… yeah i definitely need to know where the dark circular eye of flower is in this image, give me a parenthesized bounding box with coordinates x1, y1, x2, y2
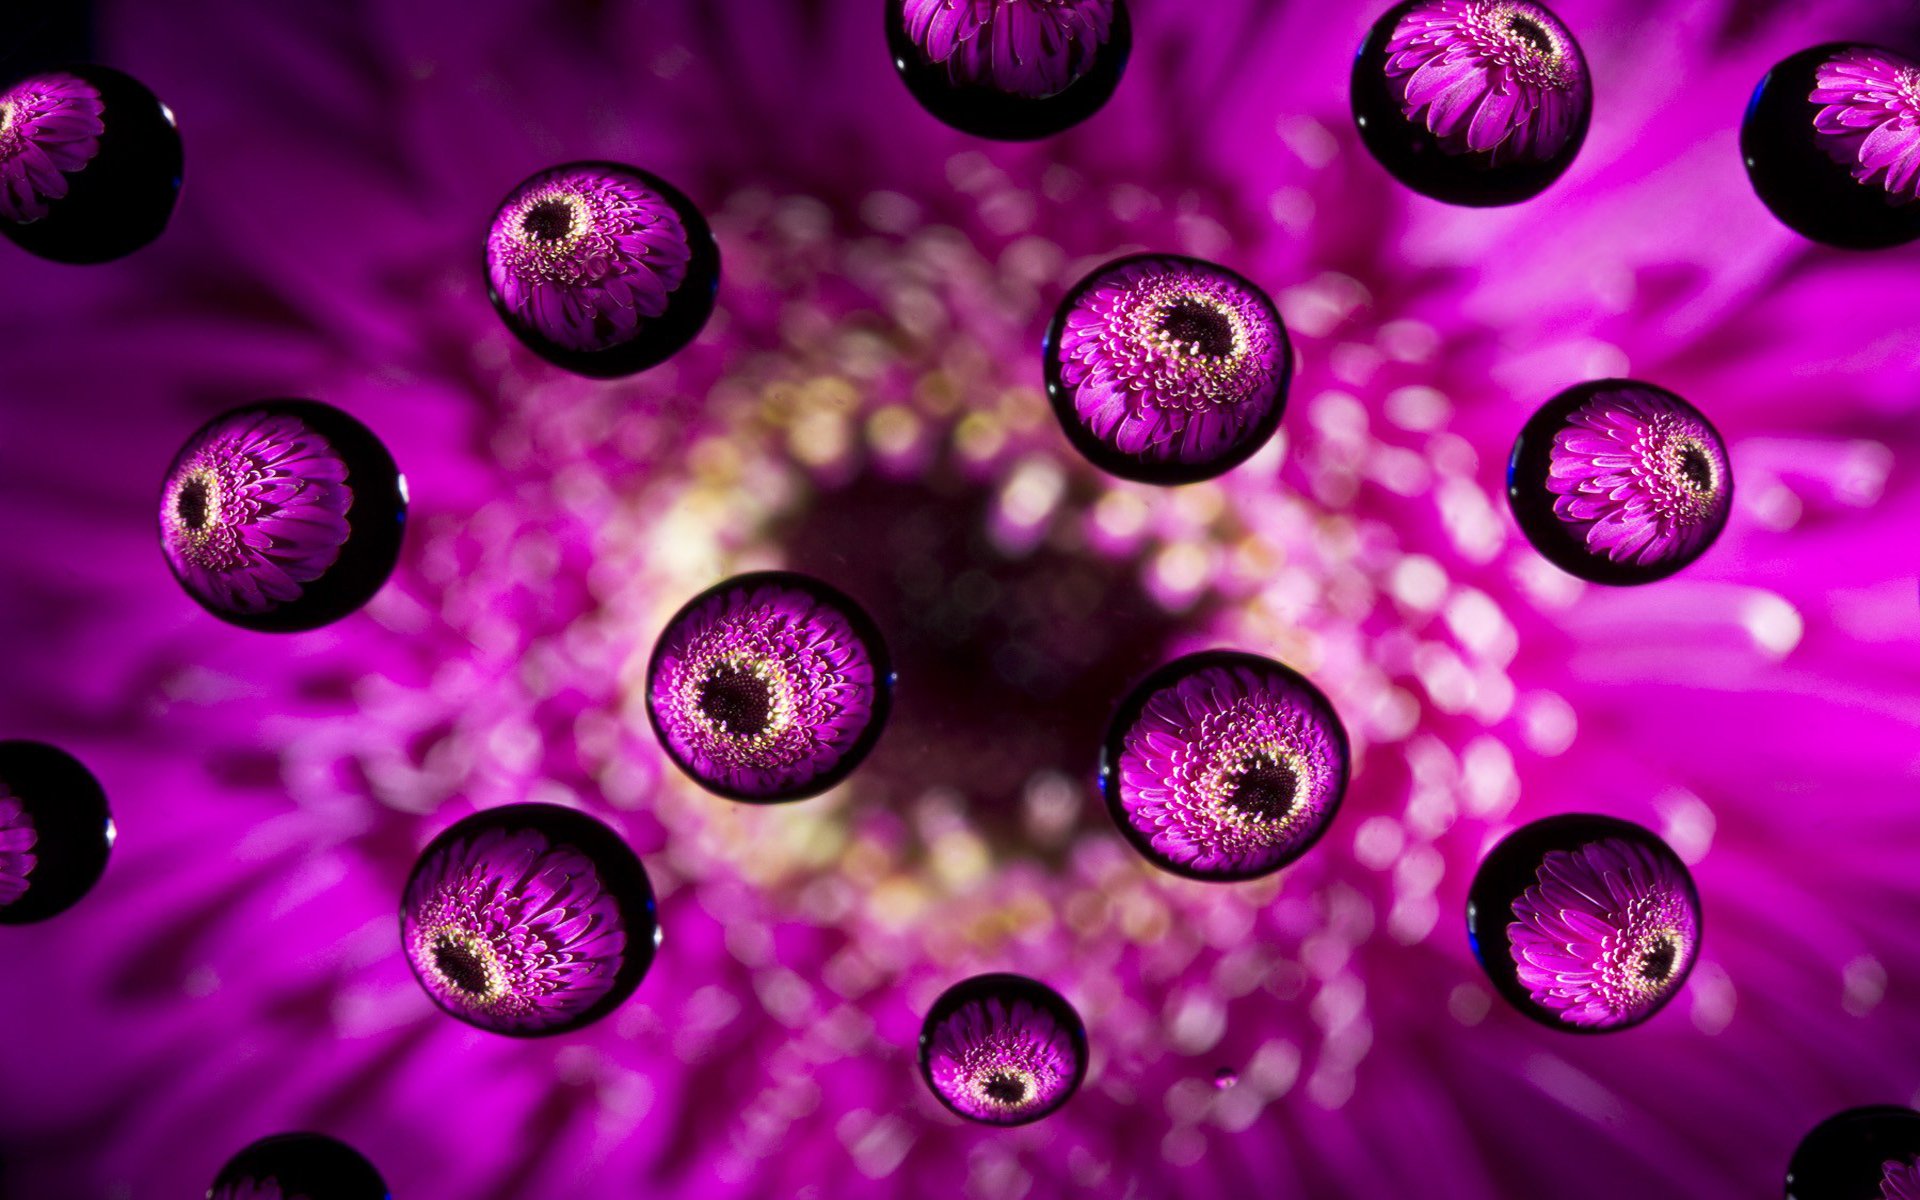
(1099, 650, 1349, 882)
(1043, 254, 1292, 485)
(1350, 0, 1591, 206)
(1742, 42, 1920, 249)
(208, 1132, 390, 1200)
(484, 161, 720, 378)
(0, 740, 112, 926)
(0, 65, 182, 263)
(1786, 1107, 1920, 1200)
(158, 400, 407, 633)
(646, 570, 894, 803)
(885, 0, 1131, 141)
(1466, 814, 1702, 1033)
(400, 803, 658, 1037)
(918, 973, 1088, 1126)
(1507, 379, 1732, 586)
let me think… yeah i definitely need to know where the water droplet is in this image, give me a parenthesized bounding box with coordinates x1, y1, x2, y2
(209, 1132, 388, 1200)
(919, 973, 1087, 1126)
(1350, 1, 1591, 205)
(1466, 814, 1701, 1033)
(0, 741, 112, 925)
(485, 162, 719, 377)
(1787, 1106, 1920, 1200)
(1212, 1067, 1238, 1090)
(159, 401, 407, 632)
(401, 804, 658, 1036)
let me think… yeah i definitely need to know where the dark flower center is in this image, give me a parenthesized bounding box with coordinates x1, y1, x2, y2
(1676, 444, 1713, 495)
(1638, 936, 1677, 984)
(431, 934, 495, 996)
(1158, 299, 1238, 359)
(698, 662, 775, 738)
(1505, 13, 1554, 57)
(176, 478, 211, 530)
(1226, 755, 1300, 822)
(521, 198, 577, 243)
(982, 1071, 1029, 1105)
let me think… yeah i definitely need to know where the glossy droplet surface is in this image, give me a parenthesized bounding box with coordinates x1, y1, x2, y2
(400, 804, 658, 1037)
(0, 65, 182, 262)
(1044, 254, 1292, 485)
(1467, 814, 1701, 1033)
(1101, 650, 1349, 882)
(1788, 1107, 1920, 1200)
(1507, 379, 1732, 586)
(208, 1132, 389, 1200)
(485, 161, 719, 377)
(919, 973, 1087, 1126)
(159, 401, 407, 632)
(886, 0, 1131, 140)
(1351, 0, 1591, 205)
(1742, 43, 1920, 249)
(0, 740, 111, 925)
(646, 571, 894, 803)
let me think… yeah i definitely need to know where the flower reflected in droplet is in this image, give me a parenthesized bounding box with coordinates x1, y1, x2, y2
(1812, 47, 1920, 204)
(0, 787, 37, 909)
(1884, 1157, 1920, 1200)
(919, 973, 1087, 1126)
(0, 72, 104, 224)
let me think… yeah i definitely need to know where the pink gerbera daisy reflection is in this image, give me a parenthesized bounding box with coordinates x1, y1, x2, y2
(901, 0, 1116, 98)
(0, 72, 104, 224)
(1383, 0, 1584, 164)
(1811, 47, 1920, 203)
(0, 788, 36, 909)
(1886, 1158, 1920, 1200)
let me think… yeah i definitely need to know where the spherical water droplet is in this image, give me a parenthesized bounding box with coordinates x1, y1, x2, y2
(0, 740, 111, 925)
(919, 973, 1087, 1126)
(1787, 1106, 1920, 1200)
(209, 1132, 388, 1200)
(1212, 1067, 1238, 1090)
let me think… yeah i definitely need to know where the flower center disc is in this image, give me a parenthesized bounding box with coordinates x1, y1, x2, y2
(176, 478, 212, 530)
(697, 662, 776, 738)
(521, 198, 577, 244)
(431, 933, 496, 998)
(1676, 443, 1713, 496)
(982, 1071, 1029, 1105)
(1506, 13, 1554, 57)
(1226, 755, 1300, 822)
(1638, 936, 1677, 984)
(1157, 298, 1238, 359)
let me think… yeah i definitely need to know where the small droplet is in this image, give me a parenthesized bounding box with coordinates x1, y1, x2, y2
(919, 973, 1087, 1126)
(0, 741, 112, 925)
(209, 1132, 388, 1200)
(401, 804, 658, 1036)
(1212, 1068, 1238, 1090)
(0, 66, 182, 263)
(1350, 1, 1591, 205)
(885, 0, 1131, 140)
(1466, 814, 1701, 1033)
(159, 401, 407, 632)
(1742, 44, 1920, 249)
(1787, 1106, 1920, 1200)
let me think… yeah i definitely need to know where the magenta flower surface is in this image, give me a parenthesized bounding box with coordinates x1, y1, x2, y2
(900, 0, 1116, 98)
(646, 572, 890, 803)
(160, 408, 353, 617)
(1508, 836, 1701, 1029)
(486, 164, 694, 354)
(1, 2, 1919, 1199)
(1048, 254, 1290, 482)
(919, 973, 1087, 1125)
(0, 72, 104, 224)
(1106, 652, 1348, 881)
(1886, 1159, 1920, 1200)
(1383, 1, 1583, 164)
(0, 788, 36, 909)
(1811, 47, 1920, 203)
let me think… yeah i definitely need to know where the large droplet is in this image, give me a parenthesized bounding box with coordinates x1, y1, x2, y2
(1787, 1106, 1920, 1200)
(208, 1132, 389, 1200)
(0, 740, 112, 925)
(919, 973, 1087, 1126)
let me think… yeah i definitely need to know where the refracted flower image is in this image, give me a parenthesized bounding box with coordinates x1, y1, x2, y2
(1787, 1108, 1920, 1200)
(158, 401, 406, 632)
(0, 65, 181, 263)
(646, 572, 892, 803)
(1744, 43, 1920, 248)
(1351, 0, 1590, 204)
(1507, 379, 1732, 586)
(209, 1132, 389, 1200)
(0, 741, 112, 926)
(4, 1, 1920, 1198)
(1468, 815, 1701, 1032)
(0, 72, 104, 223)
(886, 0, 1131, 139)
(484, 162, 719, 377)
(1045, 253, 1292, 484)
(1101, 651, 1348, 881)
(919, 973, 1088, 1125)
(400, 804, 657, 1036)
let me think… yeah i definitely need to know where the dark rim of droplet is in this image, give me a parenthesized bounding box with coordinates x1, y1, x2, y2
(1506, 12, 1555, 56)
(176, 477, 210, 529)
(521, 198, 576, 243)
(1639, 936, 1678, 985)
(698, 661, 776, 738)
(1157, 298, 1238, 359)
(1226, 755, 1300, 822)
(1677, 443, 1713, 495)
(982, 1072, 1030, 1106)
(431, 934, 494, 996)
